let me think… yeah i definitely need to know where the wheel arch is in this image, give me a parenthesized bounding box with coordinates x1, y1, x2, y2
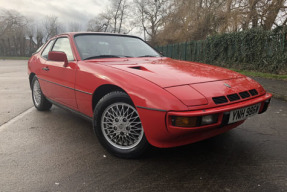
(92, 84, 130, 112)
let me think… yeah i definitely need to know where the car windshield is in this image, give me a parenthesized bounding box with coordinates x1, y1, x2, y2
(74, 34, 161, 60)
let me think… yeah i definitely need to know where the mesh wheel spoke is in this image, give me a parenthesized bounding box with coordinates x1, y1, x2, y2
(33, 80, 42, 106)
(101, 102, 144, 150)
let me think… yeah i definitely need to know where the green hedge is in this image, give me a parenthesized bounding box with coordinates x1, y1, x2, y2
(156, 29, 287, 74)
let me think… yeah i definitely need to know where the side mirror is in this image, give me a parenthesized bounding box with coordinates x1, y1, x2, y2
(48, 51, 69, 67)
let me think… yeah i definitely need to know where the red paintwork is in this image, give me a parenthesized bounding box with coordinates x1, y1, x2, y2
(111, 58, 244, 87)
(28, 32, 272, 148)
(48, 51, 68, 67)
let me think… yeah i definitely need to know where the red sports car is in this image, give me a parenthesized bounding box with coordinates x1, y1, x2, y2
(28, 32, 272, 158)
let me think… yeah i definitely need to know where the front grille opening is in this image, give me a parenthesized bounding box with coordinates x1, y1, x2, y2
(227, 93, 240, 102)
(239, 91, 250, 99)
(212, 96, 228, 104)
(249, 89, 258, 96)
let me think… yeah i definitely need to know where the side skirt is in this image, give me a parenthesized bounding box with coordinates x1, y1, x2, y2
(46, 98, 93, 123)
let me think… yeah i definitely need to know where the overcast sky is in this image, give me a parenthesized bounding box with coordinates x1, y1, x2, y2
(0, 0, 109, 30)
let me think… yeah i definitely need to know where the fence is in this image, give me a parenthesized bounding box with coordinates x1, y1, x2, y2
(156, 29, 287, 74)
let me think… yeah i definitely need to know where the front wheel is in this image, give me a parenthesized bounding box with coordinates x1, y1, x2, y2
(93, 91, 150, 158)
(31, 76, 52, 111)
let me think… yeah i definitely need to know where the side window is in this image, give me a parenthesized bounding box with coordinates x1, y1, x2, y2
(41, 40, 55, 59)
(52, 38, 74, 61)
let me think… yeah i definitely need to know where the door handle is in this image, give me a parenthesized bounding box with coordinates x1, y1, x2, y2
(42, 67, 49, 71)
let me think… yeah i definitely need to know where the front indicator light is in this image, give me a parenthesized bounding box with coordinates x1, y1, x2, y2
(171, 116, 197, 127)
(201, 114, 219, 126)
(171, 114, 219, 128)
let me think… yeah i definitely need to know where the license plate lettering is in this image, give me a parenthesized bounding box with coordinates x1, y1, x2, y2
(246, 105, 259, 117)
(233, 108, 245, 121)
(228, 103, 261, 124)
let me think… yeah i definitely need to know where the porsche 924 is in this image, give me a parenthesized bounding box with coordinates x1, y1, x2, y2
(28, 33, 272, 158)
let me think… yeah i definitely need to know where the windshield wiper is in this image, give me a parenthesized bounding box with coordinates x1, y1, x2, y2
(84, 55, 122, 60)
(138, 55, 158, 58)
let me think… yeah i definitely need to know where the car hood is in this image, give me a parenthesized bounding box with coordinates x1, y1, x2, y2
(104, 57, 244, 88)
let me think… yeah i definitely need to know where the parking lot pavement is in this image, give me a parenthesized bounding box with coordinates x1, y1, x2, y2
(0, 60, 33, 126)
(0, 60, 287, 192)
(252, 77, 287, 101)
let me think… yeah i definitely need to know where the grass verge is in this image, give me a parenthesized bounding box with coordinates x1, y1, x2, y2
(230, 68, 287, 81)
(0, 57, 30, 60)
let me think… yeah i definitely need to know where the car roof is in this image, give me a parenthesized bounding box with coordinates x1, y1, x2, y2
(54, 32, 140, 39)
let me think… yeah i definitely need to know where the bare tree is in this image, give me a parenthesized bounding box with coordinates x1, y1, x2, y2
(2, 0, 287, 56)
(154, 0, 287, 45)
(33, 25, 44, 48)
(134, 0, 170, 44)
(261, 0, 286, 30)
(0, 9, 29, 56)
(68, 22, 82, 32)
(0, 9, 27, 37)
(42, 15, 64, 42)
(87, 0, 132, 34)
(110, 0, 129, 33)
(155, 0, 223, 43)
(87, 14, 112, 32)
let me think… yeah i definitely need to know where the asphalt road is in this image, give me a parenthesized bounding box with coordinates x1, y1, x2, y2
(0, 60, 286, 192)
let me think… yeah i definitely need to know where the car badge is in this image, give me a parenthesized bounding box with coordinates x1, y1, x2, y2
(224, 83, 231, 88)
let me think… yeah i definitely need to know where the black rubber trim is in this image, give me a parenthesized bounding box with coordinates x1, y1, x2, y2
(74, 88, 93, 95)
(46, 98, 93, 122)
(220, 112, 230, 127)
(136, 106, 167, 112)
(259, 99, 271, 114)
(38, 77, 92, 95)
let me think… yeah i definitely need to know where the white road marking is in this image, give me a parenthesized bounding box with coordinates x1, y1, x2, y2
(0, 107, 34, 132)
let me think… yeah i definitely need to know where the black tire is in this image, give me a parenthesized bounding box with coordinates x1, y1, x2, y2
(93, 91, 150, 158)
(31, 76, 52, 111)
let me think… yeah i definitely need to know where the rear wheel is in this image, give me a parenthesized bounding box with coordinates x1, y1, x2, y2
(31, 76, 52, 111)
(93, 91, 150, 158)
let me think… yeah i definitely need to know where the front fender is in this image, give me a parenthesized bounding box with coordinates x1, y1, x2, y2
(74, 61, 188, 117)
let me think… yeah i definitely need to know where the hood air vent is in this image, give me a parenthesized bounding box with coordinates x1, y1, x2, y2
(129, 66, 149, 71)
(239, 91, 250, 99)
(249, 89, 258, 96)
(212, 89, 259, 105)
(227, 93, 240, 102)
(212, 96, 228, 104)
(129, 66, 141, 70)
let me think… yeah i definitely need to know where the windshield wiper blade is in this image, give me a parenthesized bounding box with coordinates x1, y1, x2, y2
(84, 55, 122, 60)
(138, 55, 158, 58)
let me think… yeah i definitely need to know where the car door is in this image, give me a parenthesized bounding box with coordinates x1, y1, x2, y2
(37, 39, 56, 99)
(40, 36, 78, 109)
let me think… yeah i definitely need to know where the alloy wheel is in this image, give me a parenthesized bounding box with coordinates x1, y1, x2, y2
(101, 103, 144, 149)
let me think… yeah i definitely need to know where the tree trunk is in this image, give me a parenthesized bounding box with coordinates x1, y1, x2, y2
(7, 38, 11, 56)
(242, 0, 260, 30)
(1, 39, 6, 56)
(22, 37, 26, 56)
(29, 36, 33, 56)
(263, 0, 284, 30)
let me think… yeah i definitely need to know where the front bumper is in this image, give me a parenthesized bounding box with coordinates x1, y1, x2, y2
(137, 93, 272, 148)
(167, 93, 272, 132)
